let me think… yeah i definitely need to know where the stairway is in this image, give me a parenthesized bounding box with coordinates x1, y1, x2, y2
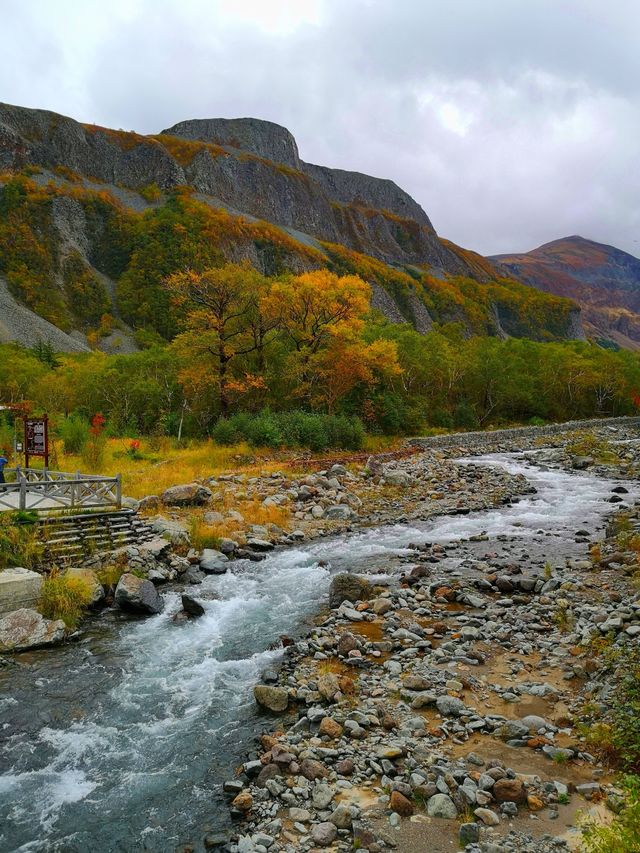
(37, 510, 157, 563)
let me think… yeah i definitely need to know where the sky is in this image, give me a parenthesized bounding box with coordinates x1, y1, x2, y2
(1, 0, 639, 257)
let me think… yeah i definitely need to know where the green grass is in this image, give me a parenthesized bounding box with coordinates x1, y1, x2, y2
(581, 775, 640, 853)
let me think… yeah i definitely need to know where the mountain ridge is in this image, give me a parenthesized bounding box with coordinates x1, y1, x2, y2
(0, 101, 584, 351)
(492, 235, 640, 349)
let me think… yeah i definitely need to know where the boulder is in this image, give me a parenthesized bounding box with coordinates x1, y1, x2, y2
(115, 573, 164, 614)
(64, 567, 104, 605)
(181, 594, 205, 618)
(199, 549, 229, 574)
(390, 790, 414, 816)
(138, 494, 160, 512)
(383, 470, 411, 487)
(254, 684, 289, 712)
(0, 567, 43, 615)
(138, 537, 171, 560)
(161, 483, 212, 506)
(436, 695, 466, 717)
(493, 778, 526, 804)
(310, 822, 337, 847)
(427, 793, 457, 819)
(0, 608, 65, 651)
(317, 672, 341, 702)
(329, 573, 372, 608)
(150, 516, 190, 545)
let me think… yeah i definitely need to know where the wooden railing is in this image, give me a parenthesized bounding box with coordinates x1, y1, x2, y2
(0, 467, 122, 513)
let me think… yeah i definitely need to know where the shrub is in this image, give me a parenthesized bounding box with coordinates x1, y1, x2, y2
(38, 570, 95, 629)
(211, 410, 365, 451)
(581, 775, 640, 853)
(58, 415, 90, 455)
(211, 418, 239, 446)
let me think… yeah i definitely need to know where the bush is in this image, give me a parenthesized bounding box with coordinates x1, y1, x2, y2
(581, 775, 640, 853)
(38, 570, 95, 629)
(211, 418, 239, 446)
(58, 415, 89, 454)
(210, 410, 365, 451)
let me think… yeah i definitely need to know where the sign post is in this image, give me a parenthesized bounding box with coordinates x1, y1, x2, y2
(24, 415, 49, 469)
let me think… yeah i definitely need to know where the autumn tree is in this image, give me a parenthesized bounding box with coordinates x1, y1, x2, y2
(165, 263, 277, 417)
(260, 269, 399, 410)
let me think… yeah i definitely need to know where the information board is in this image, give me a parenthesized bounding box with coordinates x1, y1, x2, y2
(24, 416, 49, 467)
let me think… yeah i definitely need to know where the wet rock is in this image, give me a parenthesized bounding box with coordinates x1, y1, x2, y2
(253, 685, 289, 712)
(115, 573, 164, 614)
(162, 483, 212, 506)
(199, 549, 229, 574)
(328, 573, 372, 608)
(0, 608, 66, 651)
(231, 790, 253, 813)
(246, 538, 274, 552)
(181, 594, 205, 618)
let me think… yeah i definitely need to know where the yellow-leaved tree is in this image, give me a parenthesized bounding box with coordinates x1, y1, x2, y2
(262, 270, 400, 411)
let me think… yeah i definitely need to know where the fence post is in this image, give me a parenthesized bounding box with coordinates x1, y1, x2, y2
(115, 474, 122, 509)
(19, 478, 26, 511)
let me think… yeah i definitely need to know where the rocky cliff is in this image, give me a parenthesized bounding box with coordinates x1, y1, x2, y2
(0, 101, 584, 350)
(492, 236, 640, 349)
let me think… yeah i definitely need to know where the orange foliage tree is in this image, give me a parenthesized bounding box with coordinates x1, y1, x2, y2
(262, 270, 400, 410)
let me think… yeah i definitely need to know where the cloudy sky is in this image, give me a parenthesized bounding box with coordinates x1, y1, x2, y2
(2, 0, 639, 256)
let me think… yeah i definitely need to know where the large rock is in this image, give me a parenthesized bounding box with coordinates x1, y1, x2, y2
(199, 549, 229, 574)
(427, 793, 458, 819)
(64, 567, 104, 605)
(324, 505, 356, 521)
(254, 684, 289, 712)
(161, 483, 212, 506)
(115, 573, 164, 614)
(0, 567, 43, 615)
(493, 778, 526, 804)
(329, 573, 372, 608)
(0, 608, 66, 651)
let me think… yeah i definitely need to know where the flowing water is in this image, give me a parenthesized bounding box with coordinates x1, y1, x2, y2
(0, 453, 636, 852)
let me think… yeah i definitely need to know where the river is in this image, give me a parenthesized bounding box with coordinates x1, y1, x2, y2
(0, 452, 635, 852)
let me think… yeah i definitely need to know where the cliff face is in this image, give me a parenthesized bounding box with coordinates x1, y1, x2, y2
(492, 236, 640, 348)
(0, 103, 476, 273)
(0, 101, 584, 350)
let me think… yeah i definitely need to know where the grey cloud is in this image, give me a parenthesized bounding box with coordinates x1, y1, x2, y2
(0, 0, 638, 257)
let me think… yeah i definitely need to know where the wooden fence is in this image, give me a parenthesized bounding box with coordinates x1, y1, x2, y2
(0, 467, 122, 513)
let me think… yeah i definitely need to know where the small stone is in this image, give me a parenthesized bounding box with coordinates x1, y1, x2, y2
(474, 807, 500, 826)
(231, 791, 253, 813)
(310, 822, 337, 847)
(319, 717, 343, 739)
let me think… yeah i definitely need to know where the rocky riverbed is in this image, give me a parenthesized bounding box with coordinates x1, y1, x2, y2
(1, 422, 639, 852)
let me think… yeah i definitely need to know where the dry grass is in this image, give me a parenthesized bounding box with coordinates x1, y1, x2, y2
(38, 570, 95, 629)
(29, 434, 403, 501)
(189, 500, 292, 548)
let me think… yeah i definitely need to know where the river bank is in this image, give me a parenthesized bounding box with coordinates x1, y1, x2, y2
(1, 420, 639, 852)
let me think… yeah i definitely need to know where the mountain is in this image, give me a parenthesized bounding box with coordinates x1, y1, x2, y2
(0, 102, 582, 351)
(492, 236, 640, 349)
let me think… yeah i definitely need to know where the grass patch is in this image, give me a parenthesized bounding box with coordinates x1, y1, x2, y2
(0, 513, 44, 570)
(38, 570, 95, 629)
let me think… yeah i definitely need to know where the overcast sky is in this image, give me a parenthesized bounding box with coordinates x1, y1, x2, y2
(2, 0, 639, 256)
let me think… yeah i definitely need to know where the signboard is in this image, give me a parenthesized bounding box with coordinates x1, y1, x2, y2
(24, 416, 49, 468)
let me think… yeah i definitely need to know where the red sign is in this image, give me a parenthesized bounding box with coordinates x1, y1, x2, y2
(24, 416, 49, 467)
